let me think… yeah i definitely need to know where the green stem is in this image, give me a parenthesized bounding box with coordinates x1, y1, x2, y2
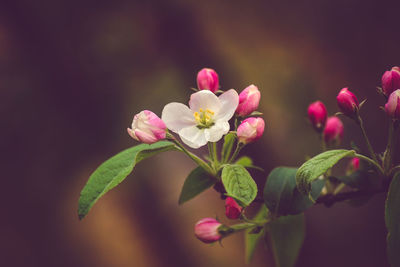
(333, 183, 346, 195)
(228, 143, 244, 163)
(389, 165, 400, 177)
(208, 142, 219, 170)
(384, 120, 395, 174)
(168, 135, 215, 175)
(354, 153, 384, 175)
(357, 116, 379, 163)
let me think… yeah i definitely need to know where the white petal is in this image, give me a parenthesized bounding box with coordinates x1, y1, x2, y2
(189, 90, 221, 113)
(204, 121, 230, 142)
(215, 89, 239, 121)
(162, 103, 196, 133)
(178, 126, 208, 148)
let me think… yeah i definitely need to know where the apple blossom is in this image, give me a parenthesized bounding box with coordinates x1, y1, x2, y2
(337, 88, 359, 117)
(127, 110, 166, 144)
(236, 85, 261, 117)
(323, 116, 343, 144)
(385, 89, 400, 119)
(225, 197, 242, 219)
(237, 117, 265, 144)
(162, 89, 239, 148)
(194, 218, 223, 243)
(382, 67, 400, 96)
(197, 68, 219, 93)
(307, 101, 327, 132)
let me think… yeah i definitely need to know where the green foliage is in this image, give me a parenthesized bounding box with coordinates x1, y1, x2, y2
(385, 173, 400, 267)
(264, 167, 324, 216)
(178, 167, 216, 204)
(221, 132, 236, 162)
(266, 213, 305, 267)
(235, 156, 263, 171)
(245, 205, 268, 264)
(221, 164, 257, 206)
(296, 149, 355, 195)
(78, 141, 177, 219)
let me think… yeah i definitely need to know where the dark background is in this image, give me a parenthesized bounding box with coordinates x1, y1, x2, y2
(1, 0, 399, 266)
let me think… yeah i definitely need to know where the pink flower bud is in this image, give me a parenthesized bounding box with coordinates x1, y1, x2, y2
(349, 157, 360, 172)
(307, 101, 327, 132)
(382, 67, 400, 96)
(194, 218, 222, 243)
(225, 197, 242, 219)
(336, 88, 359, 117)
(236, 85, 261, 117)
(196, 68, 219, 93)
(385, 89, 400, 119)
(127, 110, 166, 144)
(237, 117, 265, 144)
(323, 116, 344, 144)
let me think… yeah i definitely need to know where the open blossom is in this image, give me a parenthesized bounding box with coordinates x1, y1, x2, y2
(337, 88, 359, 117)
(194, 218, 222, 243)
(382, 67, 400, 96)
(197, 68, 219, 93)
(236, 85, 261, 117)
(225, 197, 242, 219)
(127, 110, 166, 144)
(307, 101, 327, 132)
(385, 89, 400, 119)
(237, 117, 265, 144)
(162, 89, 239, 148)
(324, 116, 343, 144)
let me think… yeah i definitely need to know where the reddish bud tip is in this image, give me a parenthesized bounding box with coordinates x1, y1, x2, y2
(307, 101, 327, 132)
(324, 116, 344, 144)
(194, 218, 222, 243)
(337, 88, 359, 117)
(196, 68, 219, 93)
(225, 197, 242, 219)
(382, 67, 400, 96)
(349, 157, 360, 172)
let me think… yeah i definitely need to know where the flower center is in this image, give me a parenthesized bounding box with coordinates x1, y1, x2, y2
(194, 108, 215, 129)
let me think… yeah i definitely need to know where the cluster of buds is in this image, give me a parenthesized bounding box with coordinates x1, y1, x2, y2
(307, 101, 343, 144)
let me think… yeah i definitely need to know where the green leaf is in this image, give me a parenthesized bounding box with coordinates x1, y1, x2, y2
(235, 156, 264, 171)
(264, 167, 324, 216)
(266, 213, 305, 267)
(385, 173, 400, 266)
(178, 167, 216, 205)
(245, 205, 268, 263)
(221, 164, 258, 206)
(221, 132, 236, 162)
(296, 149, 355, 195)
(78, 141, 177, 219)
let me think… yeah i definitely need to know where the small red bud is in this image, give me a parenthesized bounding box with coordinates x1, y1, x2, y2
(236, 85, 261, 117)
(307, 101, 327, 132)
(337, 88, 359, 117)
(237, 117, 265, 144)
(196, 68, 219, 93)
(225, 197, 242, 219)
(349, 157, 360, 172)
(324, 116, 344, 144)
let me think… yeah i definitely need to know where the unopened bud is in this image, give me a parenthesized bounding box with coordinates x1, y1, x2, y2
(236, 85, 261, 117)
(382, 67, 400, 96)
(337, 88, 359, 117)
(385, 89, 400, 119)
(348, 157, 360, 172)
(196, 68, 219, 93)
(324, 116, 343, 144)
(127, 110, 166, 144)
(307, 101, 327, 132)
(225, 197, 242, 219)
(237, 117, 265, 144)
(194, 218, 222, 243)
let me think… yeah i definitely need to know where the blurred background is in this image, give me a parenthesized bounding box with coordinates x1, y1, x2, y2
(1, 0, 400, 266)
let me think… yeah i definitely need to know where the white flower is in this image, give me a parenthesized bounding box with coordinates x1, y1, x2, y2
(162, 89, 239, 148)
